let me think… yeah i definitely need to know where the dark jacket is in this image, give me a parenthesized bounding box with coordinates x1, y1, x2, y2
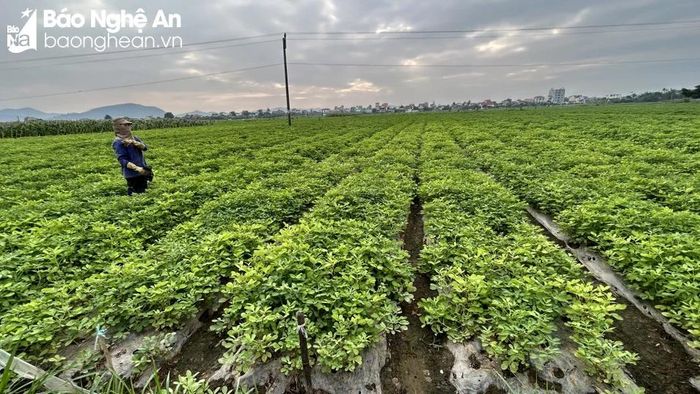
(112, 136, 148, 179)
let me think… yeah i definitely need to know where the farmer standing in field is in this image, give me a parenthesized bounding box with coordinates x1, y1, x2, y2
(112, 117, 152, 195)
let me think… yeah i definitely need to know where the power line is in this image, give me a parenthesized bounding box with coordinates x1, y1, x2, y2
(288, 57, 700, 69)
(0, 39, 279, 71)
(0, 33, 282, 65)
(3, 57, 697, 102)
(0, 64, 282, 102)
(7, 24, 696, 71)
(3, 18, 699, 65)
(288, 25, 700, 41)
(2, 19, 698, 103)
(288, 19, 700, 35)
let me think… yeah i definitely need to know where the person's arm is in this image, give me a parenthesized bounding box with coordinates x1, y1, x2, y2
(114, 140, 146, 174)
(113, 140, 130, 168)
(127, 162, 147, 174)
(132, 137, 147, 151)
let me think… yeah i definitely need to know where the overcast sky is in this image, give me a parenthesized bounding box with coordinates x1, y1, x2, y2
(1, 0, 698, 113)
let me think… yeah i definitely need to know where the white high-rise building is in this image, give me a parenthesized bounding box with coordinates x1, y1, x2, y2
(548, 88, 566, 104)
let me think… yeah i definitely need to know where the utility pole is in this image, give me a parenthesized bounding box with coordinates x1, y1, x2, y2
(283, 33, 292, 126)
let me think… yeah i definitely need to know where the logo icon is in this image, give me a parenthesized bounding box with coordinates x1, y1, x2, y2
(7, 8, 37, 54)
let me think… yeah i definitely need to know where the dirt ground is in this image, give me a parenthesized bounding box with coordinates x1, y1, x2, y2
(381, 197, 456, 394)
(607, 297, 700, 394)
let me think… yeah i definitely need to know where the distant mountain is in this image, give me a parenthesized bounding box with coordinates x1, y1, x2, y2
(0, 103, 166, 122)
(0, 107, 57, 122)
(51, 103, 165, 120)
(178, 110, 212, 117)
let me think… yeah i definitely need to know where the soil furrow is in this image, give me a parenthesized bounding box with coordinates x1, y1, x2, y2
(381, 197, 455, 394)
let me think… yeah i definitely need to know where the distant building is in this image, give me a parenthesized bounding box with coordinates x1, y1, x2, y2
(548, 88, 566, 104)
(567, 95, 587, 104)
(534, 96, 546, 104)
(499, 98, 513, 107)
(480, 99, 496, 108)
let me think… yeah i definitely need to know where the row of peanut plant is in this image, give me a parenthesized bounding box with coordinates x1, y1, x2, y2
(445, 105, 700, 349)
(212, 123, 423, 374)
(417, 124, 639, 391)
(0, 120, 406, 364)
(0, 118, 394, 314)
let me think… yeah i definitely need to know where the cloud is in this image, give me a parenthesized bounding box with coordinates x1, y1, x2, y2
(183, 68, 204, 76)
(174, 52, 216, 66)
(62, 0, 107, 9)
(470, 8, 590, 56)
(0, 0, 698, 112)
(200, 92, 277, 101)
(320, 0, 339, 28)
(475, 37, 511, 54)
(337, 79, 382, 93)
(561, 8, 590, 28)
(473, 30, 532, 56)
(294, 84, 336, 96)
(401, 49, 468, 65)
(403, 75, 430, 83)
(505, 67, 544, 79)
(375, 22, 412, 34)
(441, 72, 486, 80)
